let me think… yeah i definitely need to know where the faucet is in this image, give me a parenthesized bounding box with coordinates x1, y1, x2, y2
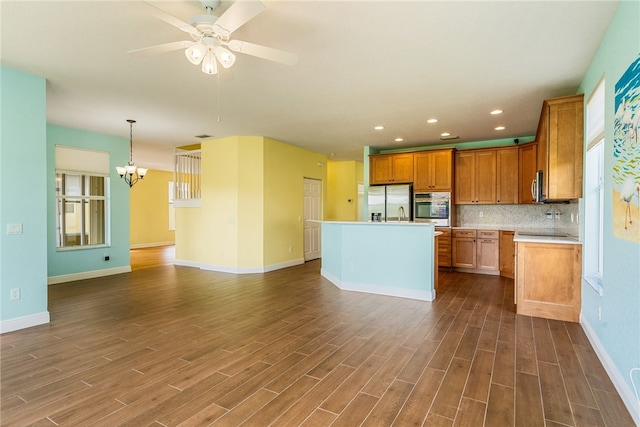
(398, 206, 406, 222)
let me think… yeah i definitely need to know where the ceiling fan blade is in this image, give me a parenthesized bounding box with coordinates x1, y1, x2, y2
(128, 41, 193, 57)
(145, 2, 200, 37)
(227, 40, 298, 66)
(215, 0, 265, 34)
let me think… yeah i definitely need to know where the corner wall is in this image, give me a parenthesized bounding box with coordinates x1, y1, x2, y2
(175, 136, 328, 272)
(0, 67, 49, 332)
(130, 169, 175, 248)
(327, 160, 364, 221)
(46, 125, 131, 282)
(578, 1, 640, 422)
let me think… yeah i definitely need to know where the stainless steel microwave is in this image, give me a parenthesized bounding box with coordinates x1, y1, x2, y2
(414, 192, 451, 226)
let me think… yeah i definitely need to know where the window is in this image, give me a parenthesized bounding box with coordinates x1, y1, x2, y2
(584, 79, 605, 294)
(55, 146, 110, 249)
(56, 174, 109, 248)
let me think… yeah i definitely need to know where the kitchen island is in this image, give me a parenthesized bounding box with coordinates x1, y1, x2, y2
(514, 230, 582, 322)
(319, 221, 438, 301)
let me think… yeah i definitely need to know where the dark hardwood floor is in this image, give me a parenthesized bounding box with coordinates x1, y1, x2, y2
(0, 253, 634, 426)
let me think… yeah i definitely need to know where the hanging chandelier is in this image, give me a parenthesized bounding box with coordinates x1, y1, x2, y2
(115, 119, 148, 187)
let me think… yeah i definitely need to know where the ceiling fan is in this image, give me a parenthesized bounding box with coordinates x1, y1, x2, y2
(129, 0, 298, 75)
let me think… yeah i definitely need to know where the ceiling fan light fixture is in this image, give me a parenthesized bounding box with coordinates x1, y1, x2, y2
(185, 43, 206, 65)
(201, 49, 218, 74)
(214, 46, 236, 68)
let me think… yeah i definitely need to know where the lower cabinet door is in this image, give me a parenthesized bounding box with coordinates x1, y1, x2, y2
(452, 237, 476, 268)
(477, 238, 499, 271)
(516, 242, 582, 322)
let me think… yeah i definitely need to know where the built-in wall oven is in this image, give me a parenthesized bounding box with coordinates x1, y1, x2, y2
(414, 192, 451, 226)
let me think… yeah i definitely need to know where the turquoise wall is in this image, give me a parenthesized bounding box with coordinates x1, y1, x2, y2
(47, 125, 131, 277)
(0, 67, 48, 324)
(578, 0, 640, 421)
(321, 222, 435, 299)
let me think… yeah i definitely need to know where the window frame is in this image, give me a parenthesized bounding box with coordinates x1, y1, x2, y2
(583, 78, 605, 295)
(55, 171, 111, 251)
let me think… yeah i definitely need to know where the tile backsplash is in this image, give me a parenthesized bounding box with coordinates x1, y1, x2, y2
(456, 203, 579, 234)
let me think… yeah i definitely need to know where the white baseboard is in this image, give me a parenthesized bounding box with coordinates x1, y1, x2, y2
(320, 268, 435, 301)
(130, 241, 175, 249)
(48, 266, 131, 285)
(581, 317, 640, 426)
(174, 258, 305, 274)
(0, 311, 50, 334)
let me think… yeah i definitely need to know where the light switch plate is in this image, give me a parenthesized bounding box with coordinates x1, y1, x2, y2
(6, 223, 23, 235)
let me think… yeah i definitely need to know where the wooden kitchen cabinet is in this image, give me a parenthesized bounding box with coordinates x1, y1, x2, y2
(453, 229, 500, 274)
(518, 142, 538, 204)
(495, 147, 519, 204)
(414, 149, 455, 192)
(516, 242, 582, 322)
(369, 153, 414, 185)
(476, 230, 499, 271)
(536, 94, 584, 201)
(435, 227, 452, 267)
(455, 150, 497, 204)
(499, 230, 515, 279)
(452, 229, 477, 268)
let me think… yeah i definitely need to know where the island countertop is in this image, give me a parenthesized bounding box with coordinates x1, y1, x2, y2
(318, 221, 438, 301)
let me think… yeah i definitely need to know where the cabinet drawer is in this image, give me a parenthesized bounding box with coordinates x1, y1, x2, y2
(438, 253, 452, 267)
(453, 229, 476, 238)
(438, 236, 451, 246)
(435, 227, 452, 237)
(477, 230, 498, 239)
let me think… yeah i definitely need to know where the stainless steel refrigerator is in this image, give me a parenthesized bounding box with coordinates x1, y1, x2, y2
(367, 184, 412, 222)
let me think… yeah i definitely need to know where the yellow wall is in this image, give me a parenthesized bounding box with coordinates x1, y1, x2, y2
(174, 206, 202, 262)
(327, 160, 364, 221)
(130, 169, 175, 247)
(175, 135, 328, 271)
(263, 138, 328, 266)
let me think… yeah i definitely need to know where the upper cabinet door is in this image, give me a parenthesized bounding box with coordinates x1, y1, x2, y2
(430, 149, 454, 191)
(369, 153, 414, 185)
(536, 94, 584, 201)
(455, 151, 476, 204)
(475, 150, 497, 204)
(518, 142, 538, 204)
(391, 153, 414, 183)
(413, 149, 454, 192)
(496, 147, 519, 204)
(370, 155, 392, 184)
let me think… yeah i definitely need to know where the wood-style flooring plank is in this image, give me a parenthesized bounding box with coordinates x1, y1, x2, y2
(0, 255, 633, 426)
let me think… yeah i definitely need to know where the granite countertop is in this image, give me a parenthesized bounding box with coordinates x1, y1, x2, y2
(513, 229, 581, 245)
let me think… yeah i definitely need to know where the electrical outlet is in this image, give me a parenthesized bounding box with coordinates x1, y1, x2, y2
(597, 305, 602, 320)
(479, 211, 483, 217)
(288, 246, 293, 253)
(10, 288, 20, 300)
(104, 254, 110, 261)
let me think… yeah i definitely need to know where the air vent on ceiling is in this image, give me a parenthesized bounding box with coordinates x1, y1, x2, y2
(439, 135, 460, 141)
(195, 134, 211, 139)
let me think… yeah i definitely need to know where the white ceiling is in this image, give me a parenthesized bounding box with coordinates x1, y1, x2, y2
(1, 1, 618, 165)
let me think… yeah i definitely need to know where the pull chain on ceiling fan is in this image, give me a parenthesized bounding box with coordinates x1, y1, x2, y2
(129, 0, 298, 75)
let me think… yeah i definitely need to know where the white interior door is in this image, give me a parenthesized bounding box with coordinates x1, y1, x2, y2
(303, 178, 322, 261)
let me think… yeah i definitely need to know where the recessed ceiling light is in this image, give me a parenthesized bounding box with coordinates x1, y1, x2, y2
(440, 132, 451, 137)
(427, 118, 438, 124)
(374, 125, 384, 130)
(395, 138, 403, 142)
(495, 126, 506, 130)
(491, 109, 503, 115)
